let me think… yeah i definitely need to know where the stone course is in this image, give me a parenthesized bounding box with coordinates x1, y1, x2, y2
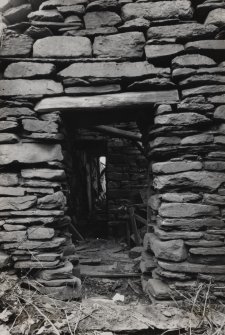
(0, 0, 225, 302)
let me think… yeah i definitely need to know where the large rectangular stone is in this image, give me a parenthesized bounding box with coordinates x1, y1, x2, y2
(0, 79, 63, 97)
(33, 36, 92, 58)
(158, 260, 225, 274)
(0, 33, 33, 57)
(0, 196, 36, 211)
(35, 91, 179, 113)
(158, 203, 220, 218)
(58, 61, 168, 81)
(121, 1, 193, 21)
(93, 32, 145, 59)
(0, 143, 63, 165)
(154, 171, 225, 191)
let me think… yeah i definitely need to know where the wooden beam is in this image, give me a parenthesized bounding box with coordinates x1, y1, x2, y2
(94, 125, 141, 141)
(35, 91, 179, 113)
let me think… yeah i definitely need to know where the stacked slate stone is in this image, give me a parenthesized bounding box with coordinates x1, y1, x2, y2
(0, 0, 225, 301)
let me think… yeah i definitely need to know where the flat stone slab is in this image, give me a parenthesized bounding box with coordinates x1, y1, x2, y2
(158, 217, 224, 231)
(4, 62, 56, 78)
(35, 91, 179, 113)
(0, 174, 19, 186)
(58, 61, 169, 81)
(121, 1, 193, 21)
(152, 160, 202, 174)
(0, 196, 36, 211)
(147, 23, 217, 41)
(154, 171, 225, 192)
(84, 11, 121, 29)
(2, 237, 66, 250)
(145, 44, 184, 60)
(33, 36, 92, 58)
(158, 260, 225, 274)
(22, 119, 58, 133)
(0, 143, 63, 165)
(158, 203, 220, 218)
(40, 0, 88, 9)
(21, 168, 65, 180)
(0, 79, 63, 97)
(93, 32, 145, 59)
(172, 54, 216, 68)
(0, 33, 33, 57)
(185, 40, 225, 52)
(0, 107, 35, 119)
(27, 227, 55, 240)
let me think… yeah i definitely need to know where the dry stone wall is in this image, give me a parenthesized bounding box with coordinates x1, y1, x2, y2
(0, 0, 225, 299)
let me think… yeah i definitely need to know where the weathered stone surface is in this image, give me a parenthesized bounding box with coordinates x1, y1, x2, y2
(205, 9, 225, 26)
(0, 121, 18, 132)
(158, 217, 224, 231)
(0, 196, 36, 211)
(209, 94, 225, 104)
(28, 9, 64, 22)
(155, 113, 210, 126)
(36, 261, 73, 280)
(0, 133, 19, 144)
(0, 251, 10, 268)
(0, 33, 33, 57)
(0, 187, 25, 196)
(37, 191, 66, 209)
(154, 171, 225, 191)
(63, 14, 83, 24)
(27, 227, 55, 240)
(159, 203, 219, 218)
(35, 91, 179, 113)
(119, 18, 150, 32)
(0, 174, 18, 186)
(57, 5, 85, 15)
(147, 23, 217, 41)
(24, 132, 64, 141)
(177, 102, 214, 113)
(155, 228, 203, 241)
(87, 0, 118, 11)
(33, 36, 92, 58)
(205, 161, 225, 171)
(67, 27, 118, 37)
(155, 268, 192, 281)
(121, 1, 193, 21)
(4, 4, 32, 23)
(172, 55, 216, 68)
(4, 62, 56, 79)
(185, 40, 225, 53)
(148, 233, 187, 262)
(58, 61, 168, 81)
(0, 107, 35, 119)
(65, 85, 121, 95)
(214, 105, 225, 120)
(0, 231, 26, 242)
(36, 281, 81, 300)
(179, 75, 225, 87)
(203, 194, 225, 205)
(150, 137, 180, 148)
(25, 26, 53, 39)
(152, 161, 202, 174)
(93, 32, 145, 59)
(0, 79, 63, 97)
(32, 253, 61, 262)
(40, 0, 87, 9)
(181, 133, 213, 146)
(21, 169, 65, 180)
(145, 44, 184, 60)
(84, 11, 121, 29)
(160, 193, 201, 203)
(128, 78, 175, 90)
(185, 240, 224, 248)
(158, 260, 225, 274)
(14, 259, 60, 269)
(4, 224, 26, 231)
(146, 279, 171, 300)
(3, 237, 66, 250)
(182, 85, 225, 98)
(0, 143, 63, 165)
(190, 247, 225, 256)
(22, 119, 58, 133)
